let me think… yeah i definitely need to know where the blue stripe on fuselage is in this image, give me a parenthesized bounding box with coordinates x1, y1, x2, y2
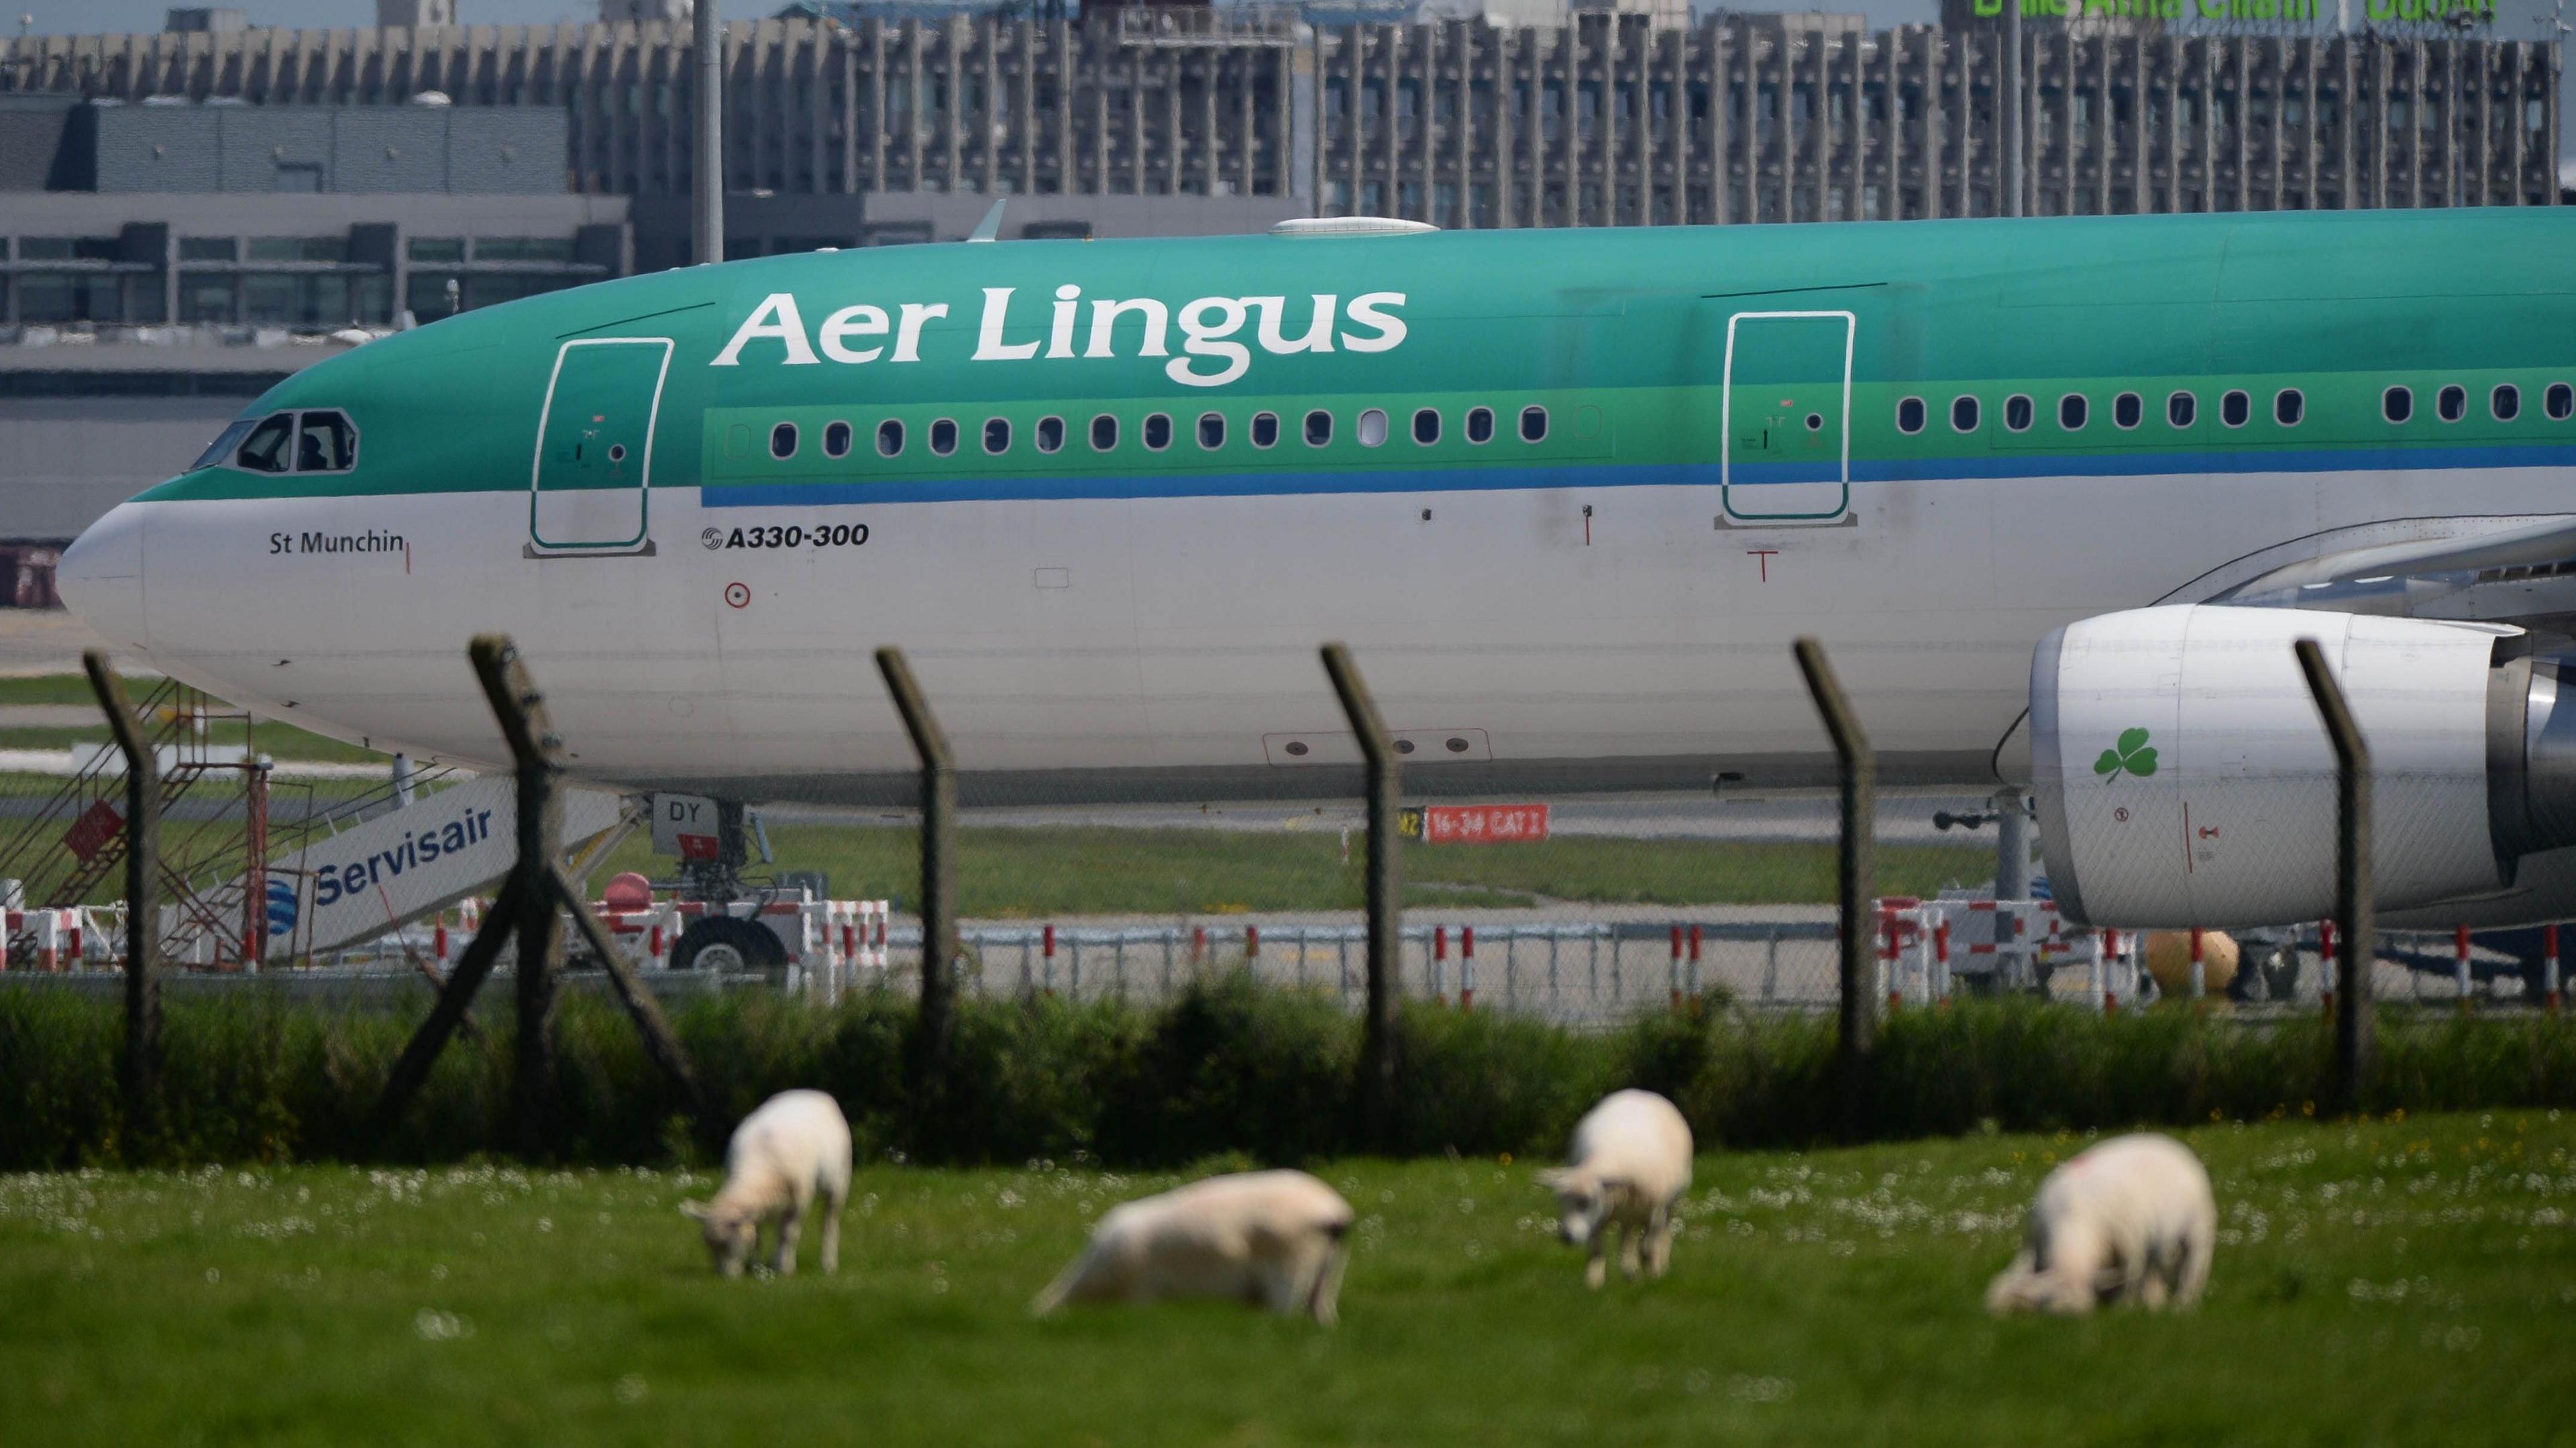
(696, 440, 2576, 508)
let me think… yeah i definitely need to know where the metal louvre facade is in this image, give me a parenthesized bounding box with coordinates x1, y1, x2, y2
(2, 15, 2557, 229)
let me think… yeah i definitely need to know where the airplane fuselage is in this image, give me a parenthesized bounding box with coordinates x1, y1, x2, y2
(58, 208, 2576, 805)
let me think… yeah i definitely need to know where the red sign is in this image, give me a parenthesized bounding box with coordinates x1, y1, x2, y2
(64, 799, 124, 863)
(673, 831, 721, 862)
(1420, 803, 1550, 844)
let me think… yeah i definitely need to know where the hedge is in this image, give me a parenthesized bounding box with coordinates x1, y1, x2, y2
(4, 978, 2573, 1170)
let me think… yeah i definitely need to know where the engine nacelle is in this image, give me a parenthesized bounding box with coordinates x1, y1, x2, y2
(2032, 606, 2576, 928)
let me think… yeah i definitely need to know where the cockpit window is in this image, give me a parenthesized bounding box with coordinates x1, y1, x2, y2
(192, 418, 260, 472)
(297, 411, 357, 472)
(235, 413, 294, 474)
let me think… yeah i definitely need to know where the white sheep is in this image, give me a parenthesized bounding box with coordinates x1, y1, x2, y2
(1032, 1169, 1354, 1325)
(1986, 1132, 2216, 1315)
(1538, 1089, 1695, 1289)
(680, 1089, 853, 1278)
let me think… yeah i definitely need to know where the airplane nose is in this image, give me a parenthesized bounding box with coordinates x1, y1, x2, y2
(58, 502, 147, 649)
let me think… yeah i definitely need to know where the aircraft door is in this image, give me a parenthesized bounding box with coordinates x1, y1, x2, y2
(1721, 311, 1852, 524)
(530, 337, 670, 554)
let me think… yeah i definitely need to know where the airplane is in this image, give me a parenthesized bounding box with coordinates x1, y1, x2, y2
(52, 205, 2576, 935)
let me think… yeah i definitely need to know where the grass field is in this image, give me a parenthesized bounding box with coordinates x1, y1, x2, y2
(5, 1111, 2571, 1445)
(589, 822, 1992, 914)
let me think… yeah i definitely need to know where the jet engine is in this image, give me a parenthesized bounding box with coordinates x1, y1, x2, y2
(2031, 606, 2576, 928)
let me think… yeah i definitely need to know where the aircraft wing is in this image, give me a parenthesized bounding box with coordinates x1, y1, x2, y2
(2208, 513, 2576, 642)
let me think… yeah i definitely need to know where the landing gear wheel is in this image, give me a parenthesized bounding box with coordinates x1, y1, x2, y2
(672, 915, 785, 974)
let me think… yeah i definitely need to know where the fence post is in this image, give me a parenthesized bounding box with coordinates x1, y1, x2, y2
(1323, 643, 1401, 1149)
(84, 653, 158, 1146)
(1794, 638, 1877, 1133)
(375, 636, 710, 1154)
(2294, 638, 2375, 1111)
(876, 647, 957, 1136)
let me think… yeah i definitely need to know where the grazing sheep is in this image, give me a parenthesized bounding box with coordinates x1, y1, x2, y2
(1032, 1170, 1354, 1325)
(1539, 1089, 1695, 1290)
(1986, 1133, 2216, 1315)
(680, 1089, 852, 1278)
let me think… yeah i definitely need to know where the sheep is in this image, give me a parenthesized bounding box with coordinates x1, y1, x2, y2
(1986, 1132, 2216, 1315)
(1538, 1089, 1695, 1290)
(680, 1089, 852, 1278)
(1032, 1170, 1354, 1325)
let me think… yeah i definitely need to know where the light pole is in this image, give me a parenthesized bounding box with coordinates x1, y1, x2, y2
(693, 0, 724, 266)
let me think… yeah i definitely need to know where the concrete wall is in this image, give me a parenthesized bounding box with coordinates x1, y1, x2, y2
(0, 396, 244, 541)
(68, 105, 571, 195)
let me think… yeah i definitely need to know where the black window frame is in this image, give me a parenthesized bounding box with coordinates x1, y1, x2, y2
(1518, 404, 1548, 442)
(1090, 413, 1119, 451)
(1197, 411, 1226, 450)
(1951, 395, 1981, 433)
(295, 410, 358, 473)
(2492, 383, 2521, 422)
(2004, 394, 2033, 433)
(2220, 389, 2251, 428)
(983, 416, 1011, 455)
(1142, 412, 1173, 451)
(2437, 384, 2467, 423)
(1465, 406, 1495, 443)
(234, 412, 295, 474)
(2273, 388, 2304, 427)
(1250, 411, 1281, 449)
(2057, 393, 2088, 431)
(1412, 407, 1440, 445)
(1304, 409, 1334, 447)
(1895, 396, 1926, 435)
(2113, 392, 2143, 429)
(928, 418, 959, 456)
(877, 419, 906, 457)
(1034, 414, 1066, 453)
(822, 420, 853, 458)
(2167, 390, 2196, 428)
(2546, 382, 2574, 422)
(769, 422, 798, 460)
(2383, 385, 2413, 424)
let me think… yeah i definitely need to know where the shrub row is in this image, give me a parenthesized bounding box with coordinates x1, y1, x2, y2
(4, 979, 2574, 1170)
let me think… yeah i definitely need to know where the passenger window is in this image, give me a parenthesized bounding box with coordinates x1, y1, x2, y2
(2004, 394, 2033, 433)
(1197, 412, 1225, 449)
(983, 417, 1010, 454)
(1090, 414, 1118, 451)
(2548, 383, 2575, 421)
(769, 422, 798, 460)
(1357, 408, 1389, 447)
(2113, 392, 2142, 429)
(1519, 404, 1548, 442)
(2274, 389, 2304, 427)
(1951, 395, 1979, 433)
(877, 419, 905, 457)
(2493, 384, 2520, 422)
(1466, 406, 1495, 443)
(2438, 384, 2467, 423)
(1413, 408, 1440, 445)
(1251, 411, 1281, 448)
(2220, 390, 2250, 427)
(297, 410, 356, 471)
(236, 412, 294, 474)
(1304, 409, 1334, 447)
(1143, 412, 1173, 451)
(1895, 397, 1925, 435)
(1035, 416, 1064, 453)
(2167, 391, 2196, 428)
(929, 419, 958, 455)
(2383, 386, 2412, 424)
(823, 421, 853, 459)
(2057, 394, 2086, 431)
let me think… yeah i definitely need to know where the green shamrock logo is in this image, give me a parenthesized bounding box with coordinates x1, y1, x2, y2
(2094, 727, 2159, 783)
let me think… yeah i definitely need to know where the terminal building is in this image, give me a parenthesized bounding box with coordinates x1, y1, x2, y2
(1, 4, 2558, 238)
